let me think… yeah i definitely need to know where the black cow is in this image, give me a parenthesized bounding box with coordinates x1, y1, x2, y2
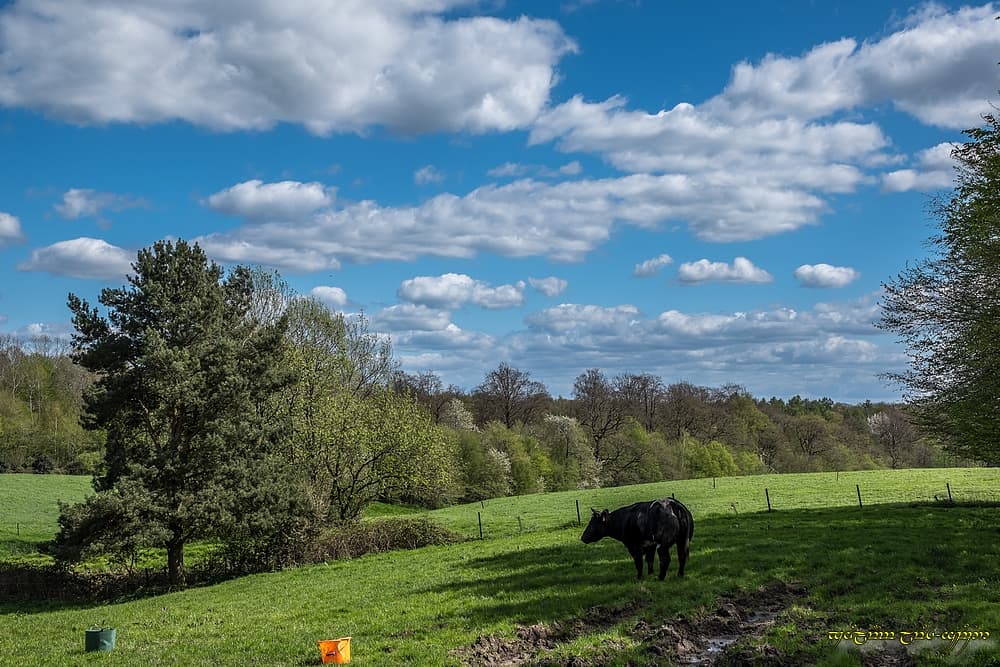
(581, 498, 694, 580)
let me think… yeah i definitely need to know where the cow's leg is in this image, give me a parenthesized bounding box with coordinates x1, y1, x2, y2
(644, 545, 656, 575)
(677, 537, 689, 577)
(657, 543, 671, 580)
(628, 545, 644, 580)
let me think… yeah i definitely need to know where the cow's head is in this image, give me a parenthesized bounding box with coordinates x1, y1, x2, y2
(581, 508, 609, 543)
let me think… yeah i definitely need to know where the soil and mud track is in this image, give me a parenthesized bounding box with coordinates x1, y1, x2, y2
(455, 579, 809, 666)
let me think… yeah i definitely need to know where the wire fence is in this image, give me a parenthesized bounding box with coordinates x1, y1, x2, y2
(436, 468, 1000, 540)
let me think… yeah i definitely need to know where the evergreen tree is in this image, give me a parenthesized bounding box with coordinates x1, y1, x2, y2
(61, 239, 294, 584)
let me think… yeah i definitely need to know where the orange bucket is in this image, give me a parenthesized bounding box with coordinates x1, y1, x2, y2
(318, 637, 351, 664)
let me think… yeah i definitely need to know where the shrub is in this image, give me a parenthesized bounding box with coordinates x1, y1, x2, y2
(31, 457, 54, 474)
(312, 516, 464, 562)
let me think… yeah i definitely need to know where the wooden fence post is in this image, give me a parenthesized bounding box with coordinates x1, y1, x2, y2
(765, 488, 772, 512)
(478, 511, 483, 539)
(576, 499, 581, 525)
(856, 484, 863, 508)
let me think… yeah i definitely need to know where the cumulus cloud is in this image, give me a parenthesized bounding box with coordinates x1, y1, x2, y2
(487, 162, 531, 178)
(397, 273, 526, 309)
(385, 293, 896, 400)
(17, 237, 133, 280)
(881, 142, 956, 193)
(525, 303, 640, 334)
(524, 5, 996, 242)
(0, 212, 25, 246)
(487, 160, 583, 180)
(558, 161, 582, 175)
(531, 95, 882, 240)
(677, 257, 773, 284)
(794, 263, 860, 288)
(370, 303, 452, 332)
(310, 285, 348, 308)
(633, 253, 673, 277)
(528, 276, 568, 297)
(206, 180, 334, 221)
(414, 165, 446, 185)
(0, 1, 575, 135)
(54, 188, 147, 222)
(712, 5, 1000, 129)
(197, 170, 838, 269)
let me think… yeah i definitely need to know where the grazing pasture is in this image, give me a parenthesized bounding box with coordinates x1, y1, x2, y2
(1, 469, 998, 665)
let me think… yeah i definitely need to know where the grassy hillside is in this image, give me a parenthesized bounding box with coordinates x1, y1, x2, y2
(0, 473, 91, 558)
(1, 469, 998, 665)
(1, 503, 998, 665)
(428, 467, 1000, 538)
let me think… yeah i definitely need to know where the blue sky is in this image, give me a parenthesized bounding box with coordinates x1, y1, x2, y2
(1, 0, 997, 401)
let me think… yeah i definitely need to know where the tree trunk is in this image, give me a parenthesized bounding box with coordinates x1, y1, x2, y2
(167, 536, 186, 586)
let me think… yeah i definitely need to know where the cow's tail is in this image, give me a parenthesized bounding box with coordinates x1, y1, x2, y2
(671, 498, 694, 543)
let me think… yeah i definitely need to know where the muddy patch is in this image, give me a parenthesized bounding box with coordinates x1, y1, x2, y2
(453, 600, 644, 666)
(455, 581, 806, 666)
(636, 579, 806, 666)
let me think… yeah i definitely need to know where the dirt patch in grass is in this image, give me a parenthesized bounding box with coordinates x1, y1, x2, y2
(635, 579, 807, 665)
(453, 600, 644, 666)
(455, 580, 808, 666)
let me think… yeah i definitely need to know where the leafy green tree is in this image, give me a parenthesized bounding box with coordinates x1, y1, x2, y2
(879, 115, 1000, 464)
(533, 414, 599, 490)
(681, 436, 739, 478)
(310, 388, 455, 520)
(281, 297, 450, 519)
(62, 239, 294, 584)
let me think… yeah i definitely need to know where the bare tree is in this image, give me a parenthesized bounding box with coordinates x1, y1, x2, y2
(615, 372, 663, 430)
(473, 362, 549, 427)
(660, 382, 716, 440)
(572, 368, 625, 460)
(392, 370, 456, 422)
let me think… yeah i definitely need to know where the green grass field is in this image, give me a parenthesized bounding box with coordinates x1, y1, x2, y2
(0, 473, 92, 559)
(1, 470, 998, 666)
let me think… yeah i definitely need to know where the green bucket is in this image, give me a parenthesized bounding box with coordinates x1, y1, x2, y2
(85, 627, 117, 652)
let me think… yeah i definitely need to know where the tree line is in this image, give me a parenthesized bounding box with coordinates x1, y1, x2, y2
(33, 239, 944, 587)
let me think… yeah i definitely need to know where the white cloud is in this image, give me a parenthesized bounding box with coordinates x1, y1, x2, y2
(310, 285, 348, 308)
(633, 253, 673, 277)
(198, 171, 837, 269)
(371, 304, 452, 332)
(528, 276, 568, 297)
(0, 212, 25, 246)
(881, 142, 956, 193)
(677, 257, 773, 284)
(487, 160, 583, 180)
(558, 160, 582, 175)
(525, 303, 640, 335)
(414, 165, 446, 185)
(17, 237, 132, 280)
(487, 162, 530, 178)
(206, 180, 334, 221)
(386, 293, 897, 400)
(712, 5, 1000, 129)
(397, 273, 526, 309)
(523, 5, 996, 242)
(794, 263, 860, 288)
(54, 188, 147, 222)
(530, 95, 881, 240)
(0, 1, 575, 135)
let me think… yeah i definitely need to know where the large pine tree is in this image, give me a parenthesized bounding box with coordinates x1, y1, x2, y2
(879, 114, 1000, 464)
(64, 239, 293, 584)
